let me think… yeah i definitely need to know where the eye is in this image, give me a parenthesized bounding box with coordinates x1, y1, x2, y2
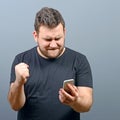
(55, 37, 61, 41)
(45, 38, 52, 41)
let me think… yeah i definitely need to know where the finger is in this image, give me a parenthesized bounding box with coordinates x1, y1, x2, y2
(66, 84, 75, 94)
(23, 69, 30, 79)
(59, 90, 72, 104)
(59, 92, 74, 105)
(60, 89, 73, 100)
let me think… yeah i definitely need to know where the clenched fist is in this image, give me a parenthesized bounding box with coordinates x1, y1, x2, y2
(15, 63, 29, 85)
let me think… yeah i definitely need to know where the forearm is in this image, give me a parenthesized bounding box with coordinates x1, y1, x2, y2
(59, 85, 93, 113)
(8, 80, 26, 111)
(70, 95, 93, 112)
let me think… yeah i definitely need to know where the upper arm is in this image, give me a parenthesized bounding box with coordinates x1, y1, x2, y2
(77, 86, 93, 104)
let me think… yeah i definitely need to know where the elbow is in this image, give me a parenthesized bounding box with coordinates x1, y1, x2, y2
(83, 106, 92, 112)
(8, 100, 22, 111)
(76, 100, 93, 113)
(9, 102, 24, 111)
(11, 105, 21, 111)
(8, 96, 23, 111)
(81, 102, 93, 113)
(76, 106, 91, 113)
(76, 105, 92, 113)
(82, 96, 94, 112)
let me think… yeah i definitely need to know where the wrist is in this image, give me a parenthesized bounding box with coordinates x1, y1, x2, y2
(14, 80, 24, 88)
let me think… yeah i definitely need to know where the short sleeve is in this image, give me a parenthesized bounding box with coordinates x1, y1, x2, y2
(10, 55, 22, 84)
(75, 55, 93, 88)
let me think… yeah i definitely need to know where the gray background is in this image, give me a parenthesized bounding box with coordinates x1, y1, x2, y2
(0, 0, 120, 120)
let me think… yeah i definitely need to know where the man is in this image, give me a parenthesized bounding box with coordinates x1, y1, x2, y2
(8, 7, 93, 120)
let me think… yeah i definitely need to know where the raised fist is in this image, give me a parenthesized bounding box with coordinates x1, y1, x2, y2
(15, 63, 29, 85)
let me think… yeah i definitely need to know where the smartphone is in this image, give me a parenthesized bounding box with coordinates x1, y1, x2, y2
(63, 79, 75, 92)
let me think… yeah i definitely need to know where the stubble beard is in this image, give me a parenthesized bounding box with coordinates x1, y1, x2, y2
(37, 46, 65, 59)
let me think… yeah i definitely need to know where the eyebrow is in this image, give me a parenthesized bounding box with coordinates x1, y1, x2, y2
(43, 35, 62, 40)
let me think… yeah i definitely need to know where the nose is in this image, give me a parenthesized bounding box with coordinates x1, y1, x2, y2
(49, 40, 57, 48)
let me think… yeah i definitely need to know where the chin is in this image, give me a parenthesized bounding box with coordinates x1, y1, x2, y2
(47, 51, 61, 58)
(48, 55, 59, 59)
(47, 53, 61, 59)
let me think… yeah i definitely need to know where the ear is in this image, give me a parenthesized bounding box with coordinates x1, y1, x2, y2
(33, 31, 38, 43)
(63, 28, 66, 36)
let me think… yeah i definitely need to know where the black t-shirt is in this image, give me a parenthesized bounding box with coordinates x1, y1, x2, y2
(10, 47, 93, 120)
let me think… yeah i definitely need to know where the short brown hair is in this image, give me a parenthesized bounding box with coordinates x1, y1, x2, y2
(34, 7, 65, 33)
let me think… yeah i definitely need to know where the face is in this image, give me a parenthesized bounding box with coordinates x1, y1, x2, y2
(33, 23, 66, 59)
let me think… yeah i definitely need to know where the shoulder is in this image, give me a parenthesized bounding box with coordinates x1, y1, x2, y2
(65, 47, 90, 67)
(14, 46, 37, 63)
(65, 47, 87, 60)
